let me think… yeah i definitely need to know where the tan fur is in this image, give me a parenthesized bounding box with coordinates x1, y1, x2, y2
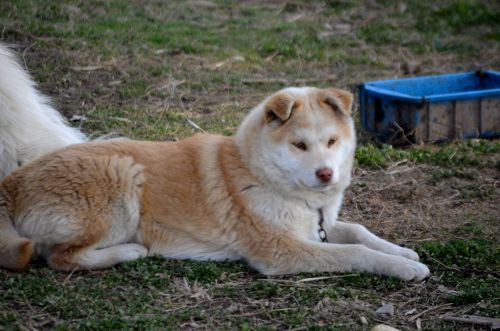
(264, 92, 301, 123)
(322, 88, 354, 115)
(0, 87, 430, 280)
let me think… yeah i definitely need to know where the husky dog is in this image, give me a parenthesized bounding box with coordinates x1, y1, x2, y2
(0, 84, 430, 281)
(0, 44, 85, 179)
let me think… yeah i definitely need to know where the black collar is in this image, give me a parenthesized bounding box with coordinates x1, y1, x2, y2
(318, 208, 328, 243)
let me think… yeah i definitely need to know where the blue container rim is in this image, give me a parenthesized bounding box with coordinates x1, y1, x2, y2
(361, 70, 500, 103)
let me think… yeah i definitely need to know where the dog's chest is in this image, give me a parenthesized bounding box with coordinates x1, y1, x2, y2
(247, 190, 327, 242)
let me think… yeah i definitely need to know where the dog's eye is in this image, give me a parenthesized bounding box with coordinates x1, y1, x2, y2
(292, 142, 307, 151)
(328, 138, 336, 147)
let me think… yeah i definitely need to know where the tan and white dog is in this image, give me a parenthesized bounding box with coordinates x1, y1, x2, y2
(0, 82, 430, 281)
(0, 44, 85, 179)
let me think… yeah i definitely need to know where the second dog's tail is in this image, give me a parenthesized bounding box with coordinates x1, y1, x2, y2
(0, 192, 33, 270)
(0, 43, 86, 179)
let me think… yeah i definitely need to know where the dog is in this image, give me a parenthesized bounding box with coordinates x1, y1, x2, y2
(0, 43, 85, 179)
(0, 81, 430, 280)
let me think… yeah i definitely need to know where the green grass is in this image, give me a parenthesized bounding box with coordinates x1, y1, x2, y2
(81, 103, 245, 140)
(415, 0, 500, 33)
(355, 140, 500, 169)
(2, 0, 353, 62)
(357, 23, 403, 45)
(1, 238, 497, 329)
(419, 239, 499, 314)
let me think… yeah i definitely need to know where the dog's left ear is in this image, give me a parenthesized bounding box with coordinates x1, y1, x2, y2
(322, 88, 353, 116)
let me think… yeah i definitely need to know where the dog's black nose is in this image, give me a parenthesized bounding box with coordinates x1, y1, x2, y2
(316, 167, 332, 183)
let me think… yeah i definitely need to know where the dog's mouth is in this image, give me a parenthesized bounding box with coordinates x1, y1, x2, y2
(297, 180, 332, 192)
(315, 183, 333, 191)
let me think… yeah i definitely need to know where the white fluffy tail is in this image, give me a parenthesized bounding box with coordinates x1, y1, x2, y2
(0, 43, 86, 179)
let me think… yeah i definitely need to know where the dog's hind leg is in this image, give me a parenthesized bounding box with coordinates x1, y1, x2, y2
(326, 221, 420, 261)
(47, 243, 148, 271)
(0, 205, 34, 270)
(42, 211, 148, 271)
(14, 155, 148, 271)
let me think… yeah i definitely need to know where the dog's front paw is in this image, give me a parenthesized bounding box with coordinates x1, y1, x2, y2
(397, 246, 420, 261)
(119, 244, 148, 261)
(392, 259, 430, 281)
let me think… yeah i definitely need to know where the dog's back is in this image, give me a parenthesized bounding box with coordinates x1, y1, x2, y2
(0, 44, 85, 178)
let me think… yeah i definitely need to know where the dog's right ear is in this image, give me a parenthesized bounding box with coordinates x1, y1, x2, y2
(264, 92, 300, 124)
(322, 88, 353, 116)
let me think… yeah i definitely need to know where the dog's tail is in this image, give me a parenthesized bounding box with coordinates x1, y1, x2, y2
(0, 191, 33, 270)
(0, 43, 85, 179)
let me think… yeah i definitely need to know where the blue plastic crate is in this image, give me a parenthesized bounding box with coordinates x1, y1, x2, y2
(359, 71, 500, 143)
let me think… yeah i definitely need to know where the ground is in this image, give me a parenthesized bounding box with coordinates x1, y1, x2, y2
(0, 1, 499, 330)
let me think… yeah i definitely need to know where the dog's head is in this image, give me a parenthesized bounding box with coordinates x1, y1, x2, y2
(236, 87, 356, 197)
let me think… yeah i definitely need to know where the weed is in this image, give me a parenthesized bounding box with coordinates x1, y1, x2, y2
(356, 140, 500, 168)
(419, 239, 499, 314)
(420, 239, 498, 270)
(427, 168, 475, 185)
(459, 183, 494, 199)
(416, 1, 500, 33)
(357, 23, 402, 45)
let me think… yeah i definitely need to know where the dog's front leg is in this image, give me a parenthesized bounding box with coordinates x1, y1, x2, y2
(325, 221, 421, 261)
(243, 234, 429, 281)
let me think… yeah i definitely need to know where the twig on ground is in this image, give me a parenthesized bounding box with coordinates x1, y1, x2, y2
(265, 51, 279, 62)
(296, 275, 358, 283)
(416, 318, 422, 330)
(70, 65, 103, 71)
(186, 118, 207, 133)
(408, 303, 453, 322)
(261, 274, 358, 285)
(355, 179, 419, 199)
(390, 121, 415, 145)
(62, 267, 78, 286)
(442, 314, 500, 329)
(22, 42, 36, 70)
(109, 117, 132, 123)
(399, 297, 419, 309)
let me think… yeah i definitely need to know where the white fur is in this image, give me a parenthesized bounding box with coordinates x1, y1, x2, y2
(0, 44, 85, 178)
(235, 87, 355, 227)
(234, 88, 349, 244)
(70, 244, 148, 270)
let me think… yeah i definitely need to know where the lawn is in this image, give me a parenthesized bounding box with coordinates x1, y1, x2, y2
(0, 1, 499, 330)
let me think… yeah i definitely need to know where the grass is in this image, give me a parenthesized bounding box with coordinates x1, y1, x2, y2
(415, 0, 500, 33)
(355, 139, 500, 169)
(1, 0, 499, 330)
(1, 238, 497, 330)
(419, 239, 499, 315)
